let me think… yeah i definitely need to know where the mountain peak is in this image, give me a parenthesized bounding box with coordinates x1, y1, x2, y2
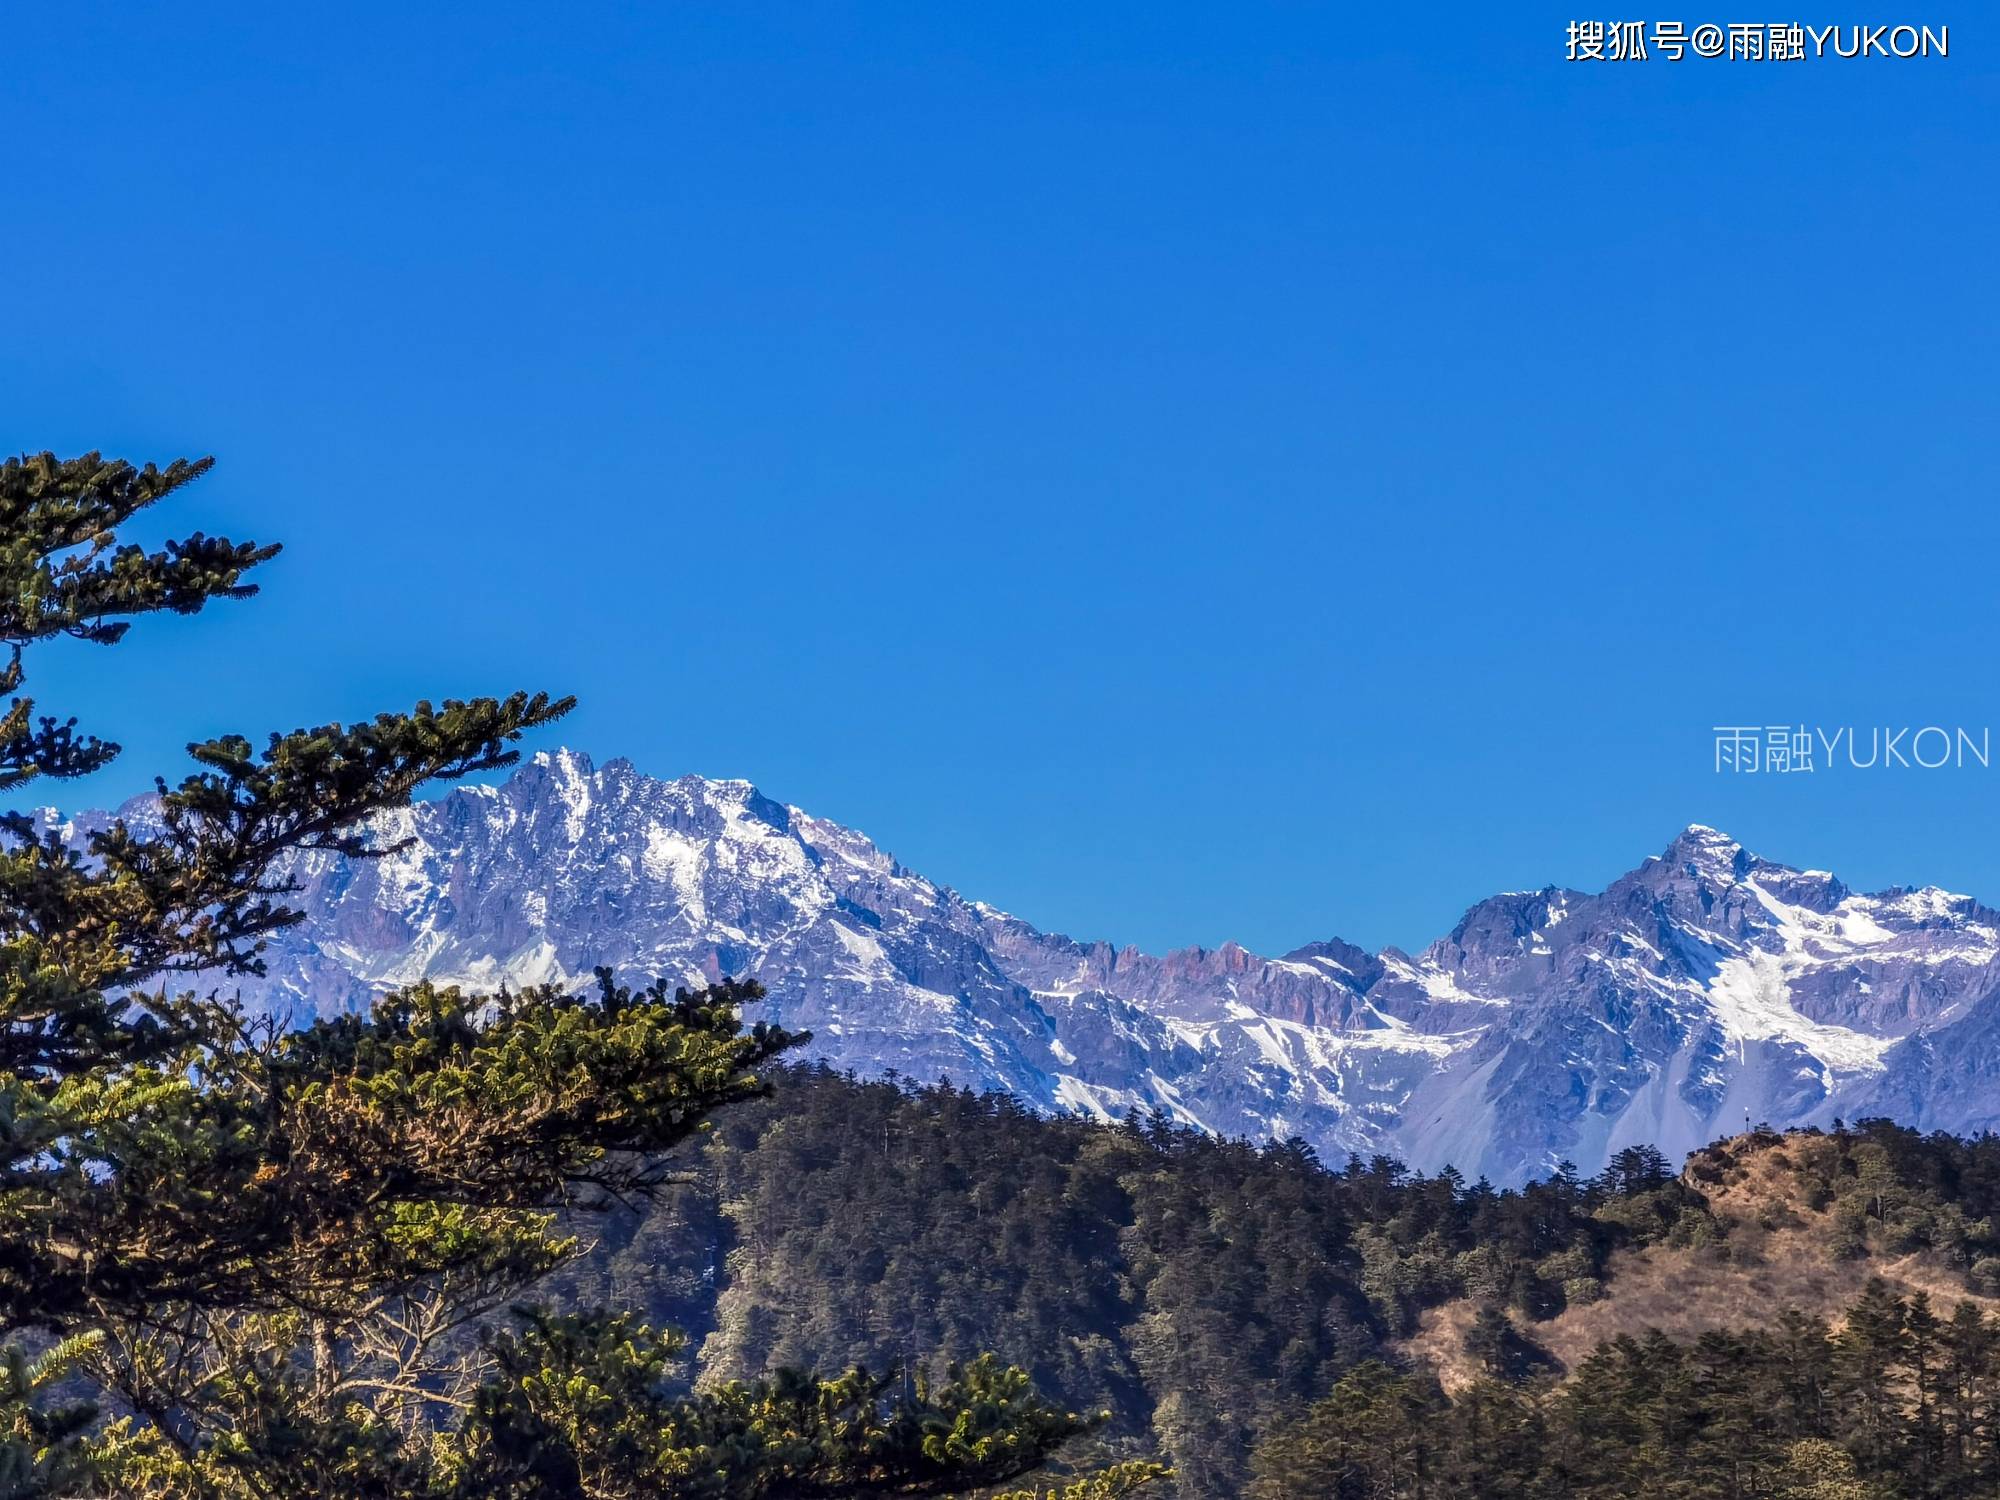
(1654, 823, 1759, 881)
(530, 746, 596, 779)
(1670, 822, 1743, 853)
(519, 752, 771, 806)
(168, 760, 2000, 1186)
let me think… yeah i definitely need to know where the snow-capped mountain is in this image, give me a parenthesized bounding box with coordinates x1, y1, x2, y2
(82, 751, 2000, 1184)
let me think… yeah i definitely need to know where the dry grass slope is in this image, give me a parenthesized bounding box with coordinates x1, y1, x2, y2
(1403, 1130, 2000, 1392)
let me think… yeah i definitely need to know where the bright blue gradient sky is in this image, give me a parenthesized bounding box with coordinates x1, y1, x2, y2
(3, 5, 1995, 956)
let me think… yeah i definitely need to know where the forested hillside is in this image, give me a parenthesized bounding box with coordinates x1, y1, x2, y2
(553, 1067, 2000, 1497)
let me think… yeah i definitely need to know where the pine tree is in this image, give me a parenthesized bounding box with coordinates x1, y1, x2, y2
(1940, 1299, 1996, 1494)
(1245, 1362, 1442, 1500)
(1837, 1279, 1910, 1477)
(1769, 1308, 1837, 1444)
(1902, 1292, 1944, 1493)
(0, 453, 1100, 1497)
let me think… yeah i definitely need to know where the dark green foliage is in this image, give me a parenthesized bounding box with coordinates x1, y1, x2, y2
(1246, 1282, 2000, 1499)
(0, 1335, 105, 1498)
(560, 1081, 2000, 1498)
(456, 1314, 1093, 1498)
(584, 1067, 1709, 1497)
(1244, 1362, 1448, 1500)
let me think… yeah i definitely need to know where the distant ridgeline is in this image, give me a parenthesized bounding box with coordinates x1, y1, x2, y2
(551, 1065, 2000, 1500)
(151, 752, 2000, 1188)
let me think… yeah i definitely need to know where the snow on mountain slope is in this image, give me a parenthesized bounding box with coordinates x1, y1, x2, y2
(73, 752, 2000, 1184)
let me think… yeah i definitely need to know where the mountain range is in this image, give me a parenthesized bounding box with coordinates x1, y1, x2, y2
(56, 749, 2000, 1185)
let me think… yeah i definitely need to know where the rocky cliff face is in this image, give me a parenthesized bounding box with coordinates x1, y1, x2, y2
(78, 752, 2000, 1184)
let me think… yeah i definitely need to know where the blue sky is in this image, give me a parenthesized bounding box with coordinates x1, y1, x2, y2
(3, 4, 1995, 956)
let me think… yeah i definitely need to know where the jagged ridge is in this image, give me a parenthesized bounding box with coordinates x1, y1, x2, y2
(62, 751, 2000, 1185)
